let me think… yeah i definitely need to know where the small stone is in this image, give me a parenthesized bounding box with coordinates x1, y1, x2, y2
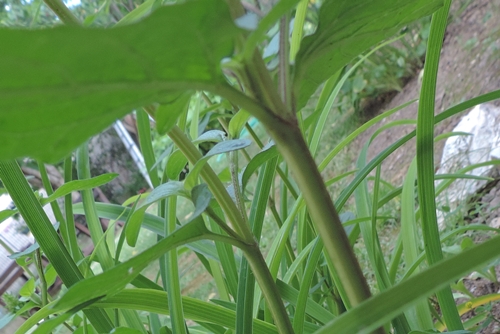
(490, 217, 500, 229)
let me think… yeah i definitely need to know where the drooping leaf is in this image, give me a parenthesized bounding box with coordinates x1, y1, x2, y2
(0, 0, 240, 162)
(193, 130, 227, 145)
(293, 0, 443, 110)
(93, 289, 279, 334)
(9, 242, 39, 259)
(54, 218, 210, 311)
(40, 173, 118, 205)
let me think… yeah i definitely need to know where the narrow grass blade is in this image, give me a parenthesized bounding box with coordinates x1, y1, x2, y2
(54, 217, 211, 311)
(0, 160, 113, 332)
(416, 0, 463, 329)
(237, 157, 277, 333)
(401, 160, 433, 330)
(316, 233, 500, 334)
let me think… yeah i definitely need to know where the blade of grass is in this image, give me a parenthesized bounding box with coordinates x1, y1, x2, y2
(76, 143, 147, 332)
(137, 109, 160, 187)
(335, 89, 500, 212)
(64, 155, 85, 261)
(237, 157, 278, 333)
(165, 196, 187, 334)
(316, 232, 500, 334)
(416, 0, 463, 329)
(401, 160, 433, 330)
(0, 160, 114, 332)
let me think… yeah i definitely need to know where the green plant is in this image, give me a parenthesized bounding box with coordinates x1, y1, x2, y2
(1, 0, 500, 333)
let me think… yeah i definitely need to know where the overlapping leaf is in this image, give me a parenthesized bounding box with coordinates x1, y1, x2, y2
(293, 0, 442, 110)
(0, 0, 239, 162)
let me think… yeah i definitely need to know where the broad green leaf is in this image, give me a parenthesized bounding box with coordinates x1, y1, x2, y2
(293, 0, 443, 110)
(126, 181, 189, 246)
(156, 92, 193, 135)
(40, 173, 118, 205)
(0, 0, 239, 162)
(44, 264, 58, 287)
(54, 218, 210, 310)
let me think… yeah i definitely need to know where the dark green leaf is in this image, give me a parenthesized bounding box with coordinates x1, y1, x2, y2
(0, 0, 239, 162)
(293, 0, 442, 109)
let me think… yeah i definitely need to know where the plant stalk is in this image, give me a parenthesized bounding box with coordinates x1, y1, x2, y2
(267, 121, 373, 308)
(242, 243, 296, 334)
(168, 125, 294, 333)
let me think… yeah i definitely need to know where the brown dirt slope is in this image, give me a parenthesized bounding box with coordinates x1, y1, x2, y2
(355, 0, 500, 185)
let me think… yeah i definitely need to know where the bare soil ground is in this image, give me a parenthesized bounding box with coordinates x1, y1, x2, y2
(356, 0, 500, 185)
(353, 0, 500, 332)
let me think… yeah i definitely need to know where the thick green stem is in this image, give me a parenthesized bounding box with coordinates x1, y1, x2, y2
(215, 51, 375, 315)
(35, 249, 48, 307)
(242, 243, 295, 334)
(43, 0, 80, 25)
(168, 125, 294, 333)
(168, 126, 254, 242)
(268, 122, 372, 308)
